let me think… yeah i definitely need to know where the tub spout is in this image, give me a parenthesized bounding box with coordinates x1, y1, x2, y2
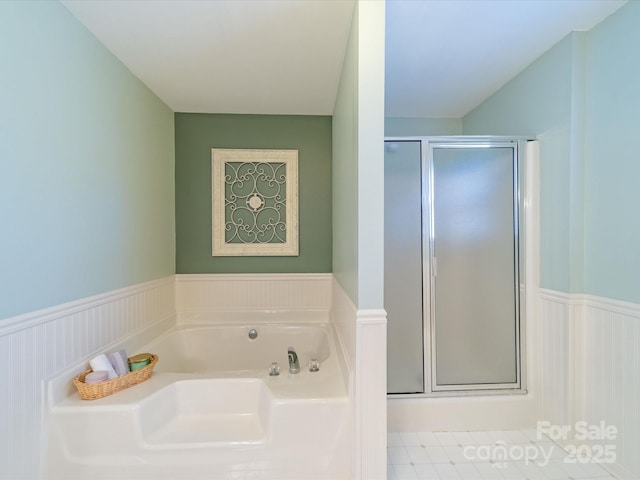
(287, 347, 300, 374)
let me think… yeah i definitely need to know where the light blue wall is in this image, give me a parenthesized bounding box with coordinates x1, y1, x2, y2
(385, 117, 462, 137)
(332, 2, 359, 305)
(332, 1, 385, 309)
(584, 1, 640, 303)
(465, 1, 640, 304)
(0, 1, 175, 320)
(463, 34, 579, 293)
(356, 1, 385, 309)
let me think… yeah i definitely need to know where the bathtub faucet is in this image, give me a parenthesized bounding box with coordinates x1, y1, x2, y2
(287, 347, 300, 374)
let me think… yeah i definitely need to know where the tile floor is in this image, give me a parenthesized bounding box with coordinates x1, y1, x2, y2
(387, 430, 615, 480)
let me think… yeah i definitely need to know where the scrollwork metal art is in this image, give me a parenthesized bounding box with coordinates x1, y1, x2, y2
(224, 161, 287, 244)
(212, 149, 298, 256)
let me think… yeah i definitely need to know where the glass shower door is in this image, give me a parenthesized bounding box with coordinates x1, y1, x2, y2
(385, 138, 525, 396)
(429, 144, 520, 390)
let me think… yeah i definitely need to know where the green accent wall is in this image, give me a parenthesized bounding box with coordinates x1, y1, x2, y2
(175, 114, 332, 273)
(0, 1, 175, 320)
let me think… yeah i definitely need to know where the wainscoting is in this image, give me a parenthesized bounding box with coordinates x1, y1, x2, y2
(3, 273, 387, 480)
(0, 277, 175, 480)
(175, 273, 388, 479)
(21, 274, 639, 478)
(331, 278, 387, 480)
(175, 273, 332, 313)
(539, 289, 640, 479)
(537, 290, 573, 428)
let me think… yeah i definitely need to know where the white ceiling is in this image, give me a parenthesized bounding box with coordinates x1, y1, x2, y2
(62, 0, 355, 115)
(385, 0, 627, 118)
(62, 0, 626, 118)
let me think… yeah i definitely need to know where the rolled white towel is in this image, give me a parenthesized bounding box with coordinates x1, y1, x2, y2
(90, 354, 117, 380)
(108, 350, 128, 376)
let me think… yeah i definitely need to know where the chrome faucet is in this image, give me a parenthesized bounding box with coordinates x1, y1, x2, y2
(287, 347, 300, 374)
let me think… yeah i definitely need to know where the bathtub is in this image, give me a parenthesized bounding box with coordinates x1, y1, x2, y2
(47, 318, 352, 479)
(144, 322, 346, 399)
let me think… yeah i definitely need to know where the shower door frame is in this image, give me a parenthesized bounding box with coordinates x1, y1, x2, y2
(385, 136, 533, 398)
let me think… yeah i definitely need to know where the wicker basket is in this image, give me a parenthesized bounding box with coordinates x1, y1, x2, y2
(73, 354, 158, 400)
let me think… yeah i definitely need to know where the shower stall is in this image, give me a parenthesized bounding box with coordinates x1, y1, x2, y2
(385, 137, 531, 396)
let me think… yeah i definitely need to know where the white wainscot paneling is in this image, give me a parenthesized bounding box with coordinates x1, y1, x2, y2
(329, 278, 357, 479)
(355, 309, 387, 480)
(538, 289, 572, 427)
(576, 296, 640, 479)
(330, 279, 387, 480)
(0, 277, 175, 480)
(539, 290, 640, 479)
(175, 274, 332, 316)
(330, 277, 356, 376)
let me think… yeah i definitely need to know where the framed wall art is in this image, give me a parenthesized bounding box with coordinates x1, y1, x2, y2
(211, 148, 299, 256)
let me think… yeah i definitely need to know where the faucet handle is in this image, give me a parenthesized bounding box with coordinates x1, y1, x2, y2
(309, 359, 320, 372)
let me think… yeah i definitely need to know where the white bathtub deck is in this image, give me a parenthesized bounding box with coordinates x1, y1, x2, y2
(48, 371, 351, 478)
(46, 318, 353, 479)
(145, 412, 266, 445)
